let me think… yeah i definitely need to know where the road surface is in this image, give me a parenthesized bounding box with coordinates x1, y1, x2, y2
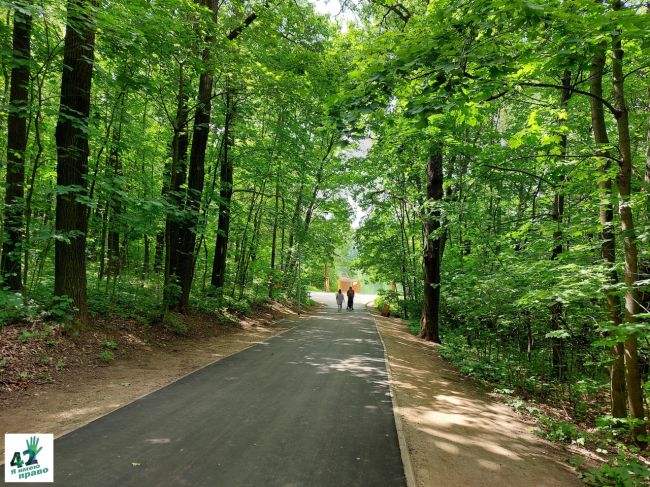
(3, 292, 405, 486)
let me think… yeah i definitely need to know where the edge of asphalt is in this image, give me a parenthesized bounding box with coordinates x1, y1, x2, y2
(366, 301, 417, 487)
(0, 306, 320, 467)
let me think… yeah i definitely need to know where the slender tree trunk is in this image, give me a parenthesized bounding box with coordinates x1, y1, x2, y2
(1, 1, 31, 290)
(106, 111, 123, 286)
(590, 46, 626, 419)
(646, 84, 650, 210)
(234, 185, 260, 294)
(239, 186, 265, 298)
(23, 68, 46, 302)
(548, 70, 571, 380)
(154, 232, 163, 273)
(142, 234, 150, 280)
(420, 150, 443, 343)
(269, 172, 280, 298)
(54, 0, 97, 330)
(211, 91, 236, 290)
(284, 134, 334, 284)
(611, 9, 646, 445)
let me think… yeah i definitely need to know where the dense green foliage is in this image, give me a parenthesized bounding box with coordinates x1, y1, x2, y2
(344, 0, 650, 453)
(0, 0, 350, 325)
(0, 0, 649, 473)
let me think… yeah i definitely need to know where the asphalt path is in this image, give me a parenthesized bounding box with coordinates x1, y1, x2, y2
(3, 292, 405, 486)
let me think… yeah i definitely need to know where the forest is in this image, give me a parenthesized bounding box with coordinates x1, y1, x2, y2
(0, 0, 649, 484)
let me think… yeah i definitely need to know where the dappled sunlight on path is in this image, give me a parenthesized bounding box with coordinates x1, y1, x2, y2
(371, 309, 582, 487)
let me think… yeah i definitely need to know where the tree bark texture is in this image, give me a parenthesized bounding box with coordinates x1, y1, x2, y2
(54, 0, 97, 329)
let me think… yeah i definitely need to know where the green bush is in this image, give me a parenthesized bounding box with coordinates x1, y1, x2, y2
(580, 453, 650, 487)
(0, 289, 31, 325)
(98, 350, 114, 362)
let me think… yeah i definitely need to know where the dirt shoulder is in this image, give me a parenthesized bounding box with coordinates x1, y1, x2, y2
(0, 301, 314, 459)
(369, 307, 583, 487)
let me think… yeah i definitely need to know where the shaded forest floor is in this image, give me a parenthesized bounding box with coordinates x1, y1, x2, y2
(0, 299, 315, 457)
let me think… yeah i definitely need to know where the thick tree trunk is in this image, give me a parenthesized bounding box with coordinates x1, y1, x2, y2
(163, 68, 189, 313)
(419, 150, 443, 343)
(176, 69, 211, 311)
(611, 14, 647, 445)
(210, 91, 235, 290)
(1, 2, 31, 291)
(175, 0, 217, 312)
(54, 0, 96, 330)
(590, 47, 626, 418)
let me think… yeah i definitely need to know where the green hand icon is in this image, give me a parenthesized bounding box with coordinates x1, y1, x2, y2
(23, 436, 43, 466)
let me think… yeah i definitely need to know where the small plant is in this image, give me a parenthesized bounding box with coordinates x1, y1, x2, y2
(18, 330, 36, 343)
(164, 315, 188, 335)
(0, 289, 30, 325)
(55, 360, 65, 371)
(102, 339, 117, 350)
(47, 295, 75, 323)
(98, 350, 114, 362)
(537, 415, 579, 442)
(0, 359, 7, 373)
(580, 452, 650, 487)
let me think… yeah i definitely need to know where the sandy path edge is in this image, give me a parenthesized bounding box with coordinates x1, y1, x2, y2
(372, 305, 418, 487)
(368, 305, 583, 487)
(0, 307, 317, 461)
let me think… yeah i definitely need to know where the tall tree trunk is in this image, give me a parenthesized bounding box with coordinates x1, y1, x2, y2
(23, 65, 46, 301)
(420, 150, 443, 343)
(54, 0, 96, 330)
(106, 109, 124, 287)
(163, 66, 189, 314)
(210, 91, 236, 290)
(154, 231, 164, 272)
(549, 70, 571, 380)
(175, 0, 217, 312)
(1, 1, 31, 291)
(175, 70, 209, 311)
(611, 6, 646, 445)
(269, 173, 280, 298)
(142, 234, 150, 280)
(284, 134, 335, 284)
(646, 84, 650, 210)
(590, 46, 626, 419)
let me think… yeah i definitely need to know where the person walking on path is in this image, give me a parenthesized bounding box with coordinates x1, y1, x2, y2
(347, 287, 355, 311)
(335, 289, 345, 311)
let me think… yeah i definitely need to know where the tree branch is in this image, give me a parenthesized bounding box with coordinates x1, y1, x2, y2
(520, 81, 621, 118)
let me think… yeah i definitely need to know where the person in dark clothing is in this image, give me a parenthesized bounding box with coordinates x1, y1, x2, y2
(346, 287, 355, 310)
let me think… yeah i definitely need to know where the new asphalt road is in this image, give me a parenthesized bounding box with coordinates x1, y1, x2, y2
(4, 293, 405, 486)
